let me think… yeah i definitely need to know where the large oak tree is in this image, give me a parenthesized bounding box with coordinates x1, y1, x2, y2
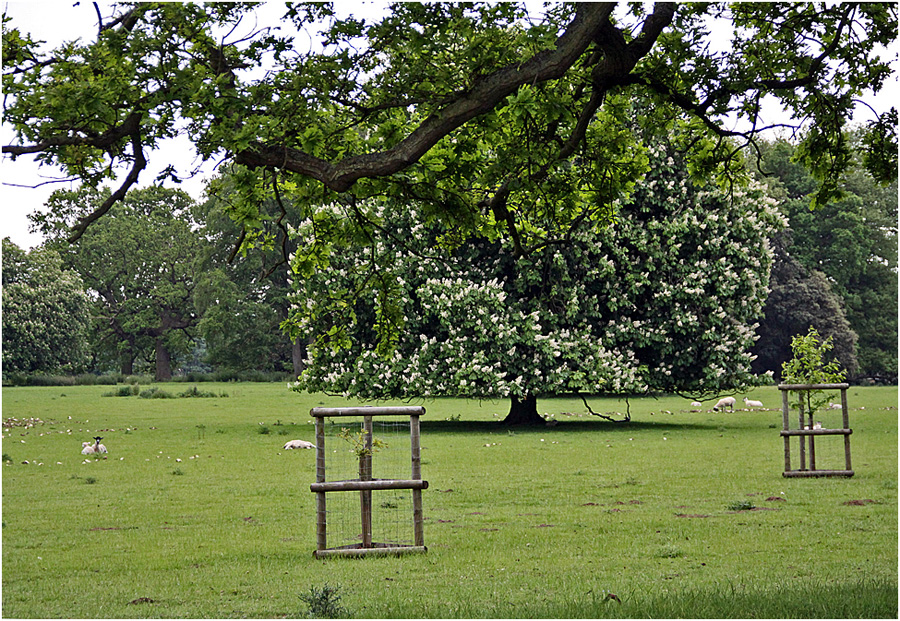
(3, 3, 895, 244)
(34, 186, 202, 380)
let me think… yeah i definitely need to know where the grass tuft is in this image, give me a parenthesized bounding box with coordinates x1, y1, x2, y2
(726, 499, 755, 511)
(299, 584, 349, 619)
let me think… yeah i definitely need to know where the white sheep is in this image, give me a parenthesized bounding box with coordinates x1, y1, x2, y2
(82, 436, 107, 455)
(743, 397, 764, 408)
(691, 401, 703, 408)
(283, 439, 315, 450)
(827, 402, 842, 410)
(712, 396, 736, 412)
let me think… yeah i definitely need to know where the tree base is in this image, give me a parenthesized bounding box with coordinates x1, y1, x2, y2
(502, 394, 545, 425)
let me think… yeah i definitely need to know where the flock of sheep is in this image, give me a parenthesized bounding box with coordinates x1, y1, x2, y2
(689, 396, 764, 412)
(77, 436, 314, 455)
(79, 398, 774, 455)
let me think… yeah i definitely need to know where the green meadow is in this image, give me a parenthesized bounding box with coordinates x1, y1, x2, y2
(2, 383, 897, 618)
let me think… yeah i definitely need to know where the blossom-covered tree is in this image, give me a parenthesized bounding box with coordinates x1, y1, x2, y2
(2, 239, 92, 378)
(287, 143, 785, 424)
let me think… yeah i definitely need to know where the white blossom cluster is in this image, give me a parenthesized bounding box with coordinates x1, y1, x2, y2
(286, 143, 785, 400)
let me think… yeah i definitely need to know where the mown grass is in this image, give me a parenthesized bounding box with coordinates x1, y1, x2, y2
(2, 384, 896, 618)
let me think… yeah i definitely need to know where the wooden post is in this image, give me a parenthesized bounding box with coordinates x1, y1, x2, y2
(410, 414, 424, 548)
(807, 393, 817, 471)
(798, 398, 806, 471)
(781, 389, 791, 472)
(841, 387, 852, 472)
(360, 416, 373, 549)
(315, 415, 327, 552)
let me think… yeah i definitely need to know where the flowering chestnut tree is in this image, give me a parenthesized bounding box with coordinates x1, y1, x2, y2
(287, 143, 786, 424)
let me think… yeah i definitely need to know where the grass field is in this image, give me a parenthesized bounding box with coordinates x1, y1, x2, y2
(2, 383, 897, 618)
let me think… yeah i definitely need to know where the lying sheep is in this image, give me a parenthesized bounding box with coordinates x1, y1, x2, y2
(81, 436, 107, 455)
(691, 401, 703, 408)
(712, 396, 736, 412)
(283, 439, 315, 450)
(743, 397, 764, 408)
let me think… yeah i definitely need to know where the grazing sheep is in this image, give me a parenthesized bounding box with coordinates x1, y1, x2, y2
(283, 439, 315, 450)
(712, 396, 736, 412)
(743, 397, 764, 408)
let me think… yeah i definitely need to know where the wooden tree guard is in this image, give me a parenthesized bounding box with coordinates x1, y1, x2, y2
(779, 383, 853, 478)
(310, 406, 428, 558)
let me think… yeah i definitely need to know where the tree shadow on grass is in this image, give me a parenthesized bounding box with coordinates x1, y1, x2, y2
(418, 418, 720, 435)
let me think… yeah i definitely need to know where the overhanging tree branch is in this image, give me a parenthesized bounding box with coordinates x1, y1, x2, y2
(67, 128, 147, 242)
(234, 3, 618, 192)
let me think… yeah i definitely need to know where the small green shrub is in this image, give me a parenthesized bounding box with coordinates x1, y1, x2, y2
(25, 375, 75, 387)
(178, 386, 221, 398)
(125, 375, 154, 385)
(103, 386, 136, 398)
(299, 584, 349, 619)
(2, 453, 12, 463)
(139, 388, 175, 399)
(656, 543, 684, 558)
(83, 477, 98, 485)
(258, 426, 271, 435)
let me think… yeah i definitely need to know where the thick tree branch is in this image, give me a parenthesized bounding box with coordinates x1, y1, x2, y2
(3, 112, 143, 157)
(68, 129, 147, 242)
(235, 3, 618, 192)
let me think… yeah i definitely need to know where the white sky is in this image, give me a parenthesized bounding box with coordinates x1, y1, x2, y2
(2, 2, 897, 249)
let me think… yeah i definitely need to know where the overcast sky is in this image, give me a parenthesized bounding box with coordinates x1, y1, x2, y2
(2, 2, 897, 250)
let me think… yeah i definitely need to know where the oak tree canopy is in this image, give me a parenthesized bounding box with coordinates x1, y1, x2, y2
(3, 2, 896, 249)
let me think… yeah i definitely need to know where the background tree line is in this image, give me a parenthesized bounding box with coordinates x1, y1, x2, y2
(4, 181, 303, 383)
(3, 135, 895, 387)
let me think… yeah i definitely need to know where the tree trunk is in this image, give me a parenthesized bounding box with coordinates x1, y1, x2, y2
(120, 351, 134, 376)
(502, 394, 545, 425)
(292, 338, 306, 378)
(155, 338, 172, 381)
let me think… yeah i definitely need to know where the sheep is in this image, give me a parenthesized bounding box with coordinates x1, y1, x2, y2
(283, 439, 315, 450)
(691, 401, 703, 408)
(827, 402, 842, 410)
(743, 397, 764, 409)
(82, 436, 107, 455)
(712, 396, 736, 412)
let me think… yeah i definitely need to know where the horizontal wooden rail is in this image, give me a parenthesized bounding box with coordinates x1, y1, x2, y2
(777, 383, 850, 391)
(313, 545, 427, 559)
(310, 406, 426, 418)
(310, 479, 428, 493)
(780, 429, 852, 437)
(784, 469, 855, 478)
